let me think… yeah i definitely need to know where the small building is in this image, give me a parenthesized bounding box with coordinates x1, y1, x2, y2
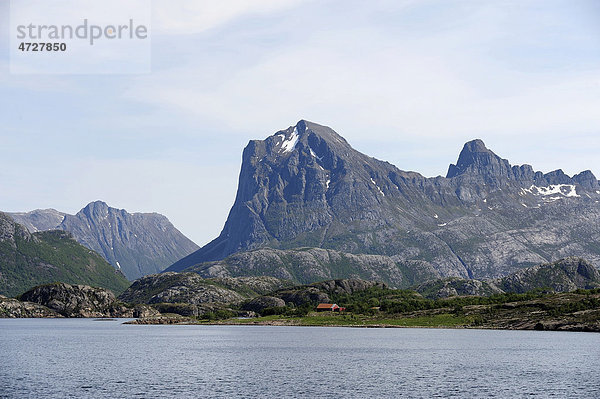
(316, 303, 340, 312)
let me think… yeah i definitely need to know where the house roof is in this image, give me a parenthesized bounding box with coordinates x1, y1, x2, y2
(316, 303, 338, 309)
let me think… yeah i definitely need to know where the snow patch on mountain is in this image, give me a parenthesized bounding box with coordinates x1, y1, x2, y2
(523, 184, 580, 198)
(281, 127, 299, 153)
(370, 178, 385, 196)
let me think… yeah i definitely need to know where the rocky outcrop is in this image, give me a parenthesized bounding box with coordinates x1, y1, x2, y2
(241, 296, 286, 313)
(269, 278, 385, 307)
(415, 257, 600, 298)
(0, 213, 130, 297)
(165, 120, 600, 284)
(185, 247, 439, 288)
(119, 273, 241, 305)
(210, 276, 294, 296)
(9, 201, 199, 280)
(414, 278, 504, 299)
(18, 282, 157, 318)
(311, 279, 387, 295)
(118, 272, 291, 305)
(0, 294, 62, 318)
(276, 287, 331, 307)
(497, 257, 600, 294)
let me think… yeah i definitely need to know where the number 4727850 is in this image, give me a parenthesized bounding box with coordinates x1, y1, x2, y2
(18, 43, 67, 52)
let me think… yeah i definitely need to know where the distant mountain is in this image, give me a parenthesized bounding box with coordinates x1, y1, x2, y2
(415, 257, 600, 298)
(9, 201, 199, 280)
(0, 212, 130, 297)
(166, 120, 600, 283)
(8, 208, 66, 232)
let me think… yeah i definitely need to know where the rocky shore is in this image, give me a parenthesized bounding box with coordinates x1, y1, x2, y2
(1, 283, 158, 318)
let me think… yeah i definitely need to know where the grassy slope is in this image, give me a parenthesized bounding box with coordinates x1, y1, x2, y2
(0, 230, 130, 297)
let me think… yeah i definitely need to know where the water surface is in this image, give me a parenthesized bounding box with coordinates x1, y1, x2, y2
(1, 319, 599, 398)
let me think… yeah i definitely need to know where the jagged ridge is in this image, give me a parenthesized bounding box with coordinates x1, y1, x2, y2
(166, 120, 600, 282)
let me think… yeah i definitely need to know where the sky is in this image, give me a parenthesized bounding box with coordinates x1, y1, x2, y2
(1, 0, 600, 246)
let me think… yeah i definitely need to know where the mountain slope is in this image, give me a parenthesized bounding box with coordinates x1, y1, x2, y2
(10, 201, 199, 280)
(166, 120, 600, 281)
(0, 212, 130, 297)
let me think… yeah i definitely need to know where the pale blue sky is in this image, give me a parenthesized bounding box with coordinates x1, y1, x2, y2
(1, 0, 600, 245)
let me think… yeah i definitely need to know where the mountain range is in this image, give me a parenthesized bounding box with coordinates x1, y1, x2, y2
(166, 120, 600, 286)
(9, 201, 199, 280)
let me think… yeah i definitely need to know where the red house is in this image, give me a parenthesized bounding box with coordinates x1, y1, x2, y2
(316, 303, 340, 312)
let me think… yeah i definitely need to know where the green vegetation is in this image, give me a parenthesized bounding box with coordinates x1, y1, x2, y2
(231, 313, 470, 327)
(326, 285, 553, 314)
(208, 286, 600, 331)
(200, 309, 237, 321)
(123, 276, 600, 331)
(0, 230, 130, 297)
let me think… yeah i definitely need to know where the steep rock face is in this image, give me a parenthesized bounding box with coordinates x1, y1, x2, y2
(0, 213, 130, 297)
(118, 272, 291, 305)
(167, 120, 600, 281)
(169, 120, 460, 272)
(447, 139, 514, 181)
(10, 201, 199, 280)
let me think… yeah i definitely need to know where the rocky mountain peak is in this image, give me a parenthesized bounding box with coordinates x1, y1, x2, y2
(166, 121, 600, 281)
(446, 139, 512, 179)
(462, 138, 489, 154)
(80, 200, 112, 218)
(261, 120, 352, 164)
(573, 170, 600, 190)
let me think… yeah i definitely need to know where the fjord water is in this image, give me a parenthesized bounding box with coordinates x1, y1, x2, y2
(1, 320, 599, 398)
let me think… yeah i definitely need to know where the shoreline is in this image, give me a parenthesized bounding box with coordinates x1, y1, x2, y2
(124, 316, 600, 333)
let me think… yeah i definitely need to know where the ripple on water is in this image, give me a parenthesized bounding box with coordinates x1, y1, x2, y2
(0, 321, 599, 398)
